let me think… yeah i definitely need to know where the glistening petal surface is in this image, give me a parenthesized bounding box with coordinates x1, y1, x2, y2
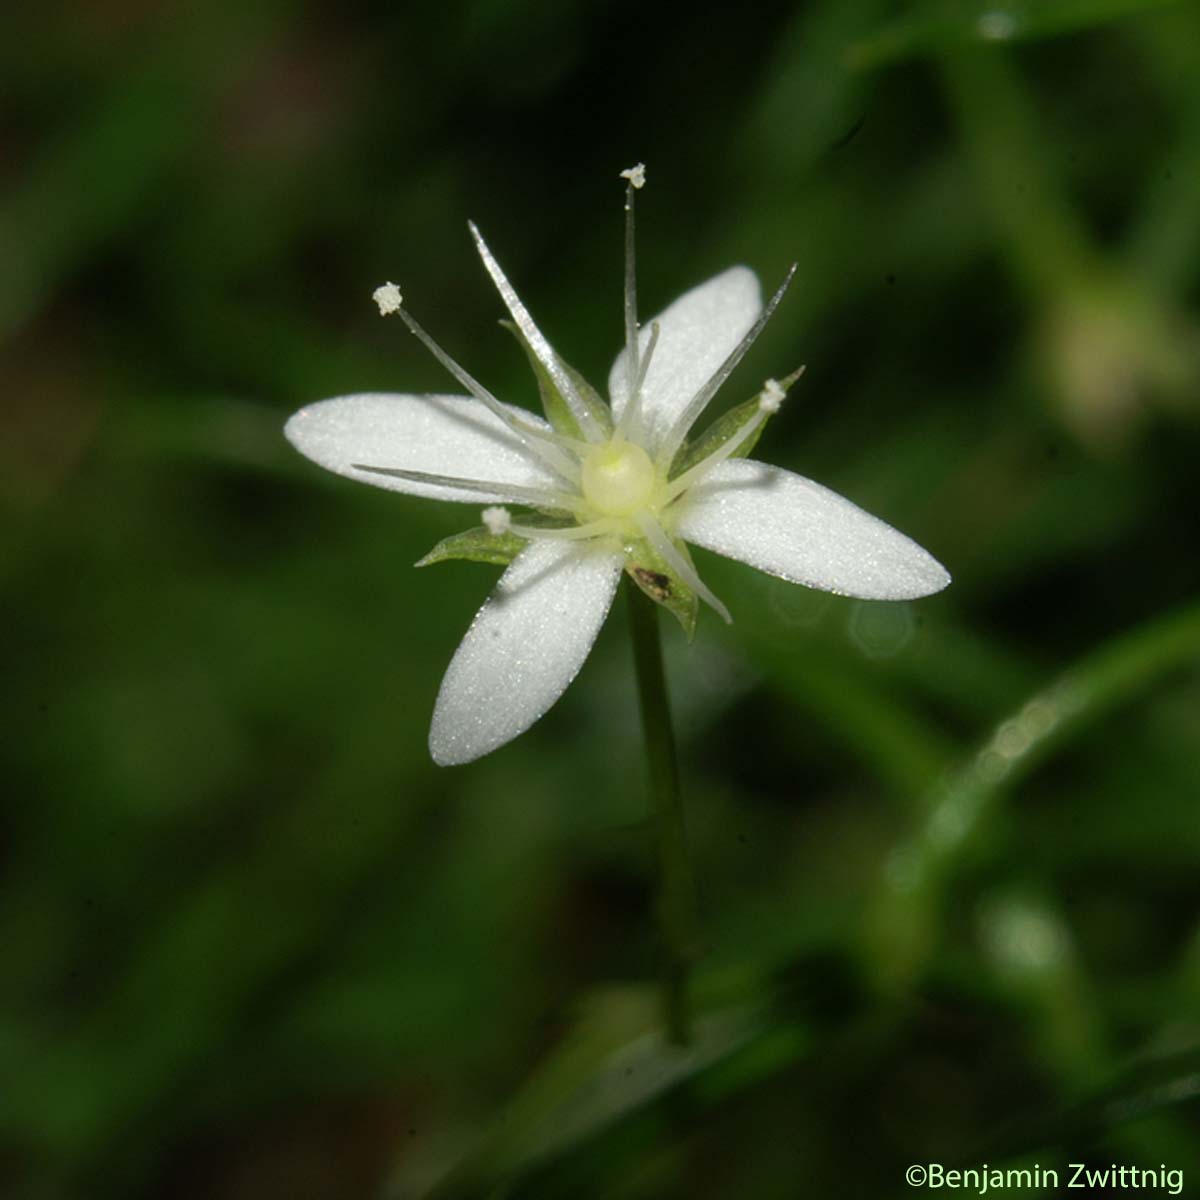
(674, 458, 951, 601)
(285, 393, 557, 504)
(429, 539, 625, 765)
(608, 266, 762, 448)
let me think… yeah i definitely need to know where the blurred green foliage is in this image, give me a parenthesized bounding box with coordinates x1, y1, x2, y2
(4, 1, 1200, 1197)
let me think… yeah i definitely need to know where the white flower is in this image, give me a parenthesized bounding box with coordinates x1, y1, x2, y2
(286, 170, 950, 765)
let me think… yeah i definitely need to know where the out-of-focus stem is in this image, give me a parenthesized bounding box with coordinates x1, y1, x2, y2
(939, 46, 1097, 299)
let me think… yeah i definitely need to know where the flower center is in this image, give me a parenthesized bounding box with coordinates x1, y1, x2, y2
(580, 439, 656, 516)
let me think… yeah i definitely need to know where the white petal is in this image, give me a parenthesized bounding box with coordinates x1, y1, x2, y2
(609, 266, 762, 449)
(674, 459, 951, 601)
(430, 539, 624, 765)
(285, 393, 559, 504)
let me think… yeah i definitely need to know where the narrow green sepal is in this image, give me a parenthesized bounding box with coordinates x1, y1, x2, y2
(624, 537, 700, 640)
(416, 525, 528, 568)
(500, 320, 613, 440)
(670, 366, 805, 478)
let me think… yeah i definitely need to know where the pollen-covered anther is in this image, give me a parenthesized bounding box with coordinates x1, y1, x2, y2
(373, 281, 403, 316)
(620, 163, 646, 189)
(759, 378, 786, 414)
(481, 505, 512, 535)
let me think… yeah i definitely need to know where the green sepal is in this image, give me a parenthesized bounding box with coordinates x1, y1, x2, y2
(500, 320, 613, 440)
(623, 537, 700, 641)
(415, 525, 528, 568)
(669, 366, 806, 478)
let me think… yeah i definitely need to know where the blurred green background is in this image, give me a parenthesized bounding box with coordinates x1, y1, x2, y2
(5, 1, 1200, 1197)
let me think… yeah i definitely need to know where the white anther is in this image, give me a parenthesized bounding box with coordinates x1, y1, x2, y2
(482, 506, 512, 536)
(759, 378, 786, 414)
(620, 163, 646, 190)
(373, 282, 403, 316)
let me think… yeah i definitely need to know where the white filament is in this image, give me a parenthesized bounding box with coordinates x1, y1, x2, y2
(353, 464, 588, 514)
(635, 512, 732, 623)
(390, 304, 581, 485)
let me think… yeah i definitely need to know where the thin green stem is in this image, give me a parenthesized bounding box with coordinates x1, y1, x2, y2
(626, 581, 697, 1046)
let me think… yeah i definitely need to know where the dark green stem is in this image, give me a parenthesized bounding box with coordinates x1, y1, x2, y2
(626, 581, 697, 1046)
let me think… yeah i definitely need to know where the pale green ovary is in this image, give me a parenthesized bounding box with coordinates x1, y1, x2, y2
(579, 439, 660, 518)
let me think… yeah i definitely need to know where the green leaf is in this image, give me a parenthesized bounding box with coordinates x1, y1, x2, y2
(424, 986, 771, 1200)
(670, 367, 804, 478)
(624, 537, 700, 640)
(501, 319, 613, 440)
(415, 524, 528, 568)
(867, 593, 1200, 986)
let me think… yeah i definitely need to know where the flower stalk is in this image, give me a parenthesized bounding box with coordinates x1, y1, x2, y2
(626, 580, 697, 1046)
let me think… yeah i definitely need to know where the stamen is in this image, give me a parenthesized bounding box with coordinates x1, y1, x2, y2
(655, 264, 798, 472)
(468, 221, 605, 443)
(373, 281, 403, 315)
(509, 517, 619, 542)
(352, 464, 589, 514)
(481, 505, 512, 535)
(615, 320, 661, 442)
(635, 513, 732, 624)
(388, 301, 581, 485)
(662, 409, 767, 500)
(662, 368, 804, 503)
(621, 166, 643, 409)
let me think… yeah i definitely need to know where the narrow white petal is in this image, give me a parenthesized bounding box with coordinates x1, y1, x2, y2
(285, 393, 559, 504)
(430, 539, 624, 765)
(674, 459, 951, 601)
(608, 266, 762, 449)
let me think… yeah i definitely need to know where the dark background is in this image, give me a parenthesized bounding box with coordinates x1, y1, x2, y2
(4, 1, 1200, 1197)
